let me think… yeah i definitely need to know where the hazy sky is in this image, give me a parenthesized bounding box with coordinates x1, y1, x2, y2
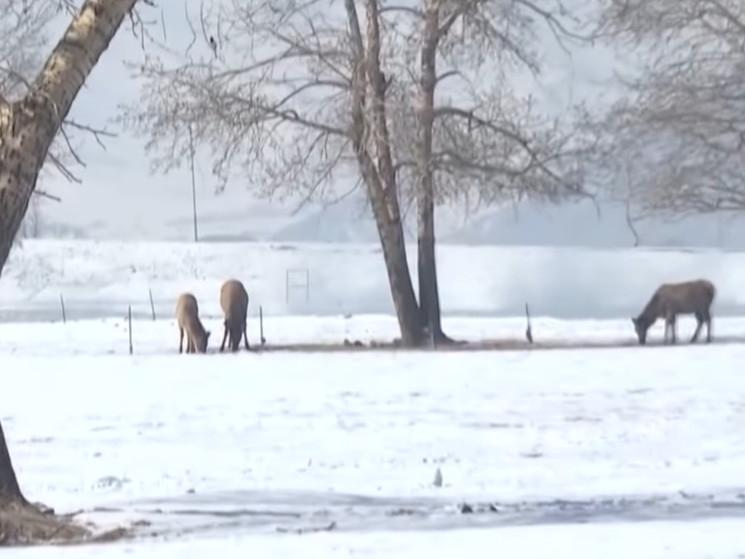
(34, 1, 621, 242)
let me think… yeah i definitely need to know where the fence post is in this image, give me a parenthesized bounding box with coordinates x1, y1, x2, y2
(259, 305, 266, 346)
(148, 289, 156, 321)
(128, 305, 133, 355)
(59, 293, 66, 324)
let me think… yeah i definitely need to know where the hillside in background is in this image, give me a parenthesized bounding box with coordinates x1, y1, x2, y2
(268, 195, 745, 249)
(28, 192, 745, 250)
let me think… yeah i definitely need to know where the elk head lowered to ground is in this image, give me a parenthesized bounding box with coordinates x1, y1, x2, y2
(632, 279, 716, 345)
(220, 279, 250, 352)
(175, 293, 210, 353)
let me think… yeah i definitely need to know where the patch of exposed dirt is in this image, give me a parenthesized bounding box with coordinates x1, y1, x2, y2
(0, 499, 130, 547)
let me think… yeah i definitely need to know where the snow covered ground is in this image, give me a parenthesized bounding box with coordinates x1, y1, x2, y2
(2, 314, 745, 556)
(3, 240, 745, 555)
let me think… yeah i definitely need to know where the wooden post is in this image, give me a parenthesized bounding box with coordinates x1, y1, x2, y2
(128, 305, 133, 355)
(59, 293, 66, 324)
(259, 305, 266, 346)
(149, 289, 156, 321)
(525, 302, 533, 344)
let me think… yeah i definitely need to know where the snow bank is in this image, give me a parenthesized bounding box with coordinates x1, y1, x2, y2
(2, 240, 744, 321)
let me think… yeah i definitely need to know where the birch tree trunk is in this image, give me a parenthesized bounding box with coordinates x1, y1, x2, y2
(0, 0, 138, 508)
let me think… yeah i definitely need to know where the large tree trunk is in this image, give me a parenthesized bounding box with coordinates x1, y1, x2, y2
(366, 172, 423, 347)
(415, 2, 451, 346)
(344, 0, 424, 347)
(0, 422, 25, 505)
(0, 0, 138, 276)
(0, 0, 137, 530)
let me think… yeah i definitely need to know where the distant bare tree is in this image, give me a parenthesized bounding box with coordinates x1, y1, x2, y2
(596, 0, 745, 216)
(123, 0, 593, 346)
(0, 0, 55, 99)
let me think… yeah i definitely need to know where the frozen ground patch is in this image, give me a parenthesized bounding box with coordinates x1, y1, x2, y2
(1, 315, 745, 555)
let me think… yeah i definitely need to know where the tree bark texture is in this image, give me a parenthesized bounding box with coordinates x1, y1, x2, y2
(0, 422, 25, 504)
(0, 0, 138, 276)
(345, 0, 424, 347)
(416, 1, 448, 345)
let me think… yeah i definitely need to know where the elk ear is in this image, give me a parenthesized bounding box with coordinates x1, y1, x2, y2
(631, 317, 638, 325)
(206, 331, 211, 339)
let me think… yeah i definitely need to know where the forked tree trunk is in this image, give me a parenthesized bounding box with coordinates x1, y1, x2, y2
(367, 177, 423, 347)
(415, 2, 450, 345)
(344, 0, 424, 347)
(0, 0, 138, 508)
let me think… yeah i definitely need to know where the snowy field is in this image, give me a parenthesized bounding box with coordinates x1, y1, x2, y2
(2, 315, 745, 556)
(3, 241, 745, 556)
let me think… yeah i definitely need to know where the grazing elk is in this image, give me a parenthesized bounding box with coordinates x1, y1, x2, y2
(175, 293, 210, 353)
(219, 279, 250, 352)
(632, 279, 716, 345)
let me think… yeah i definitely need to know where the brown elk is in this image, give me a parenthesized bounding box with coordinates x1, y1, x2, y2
(175, 293, 210, 353)
(632, 279, 716, 345)
(219, 279, 250, 352)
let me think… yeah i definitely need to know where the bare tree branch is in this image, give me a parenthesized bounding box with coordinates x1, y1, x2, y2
(595, 0, 745, 217)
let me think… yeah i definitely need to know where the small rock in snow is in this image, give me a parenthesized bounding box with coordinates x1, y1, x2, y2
(433, 467, 443, 487)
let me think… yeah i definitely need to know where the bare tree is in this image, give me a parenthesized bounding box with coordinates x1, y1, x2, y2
(123, 0, 426, 344)
(596, 0, 745, 216)
(0, 0, 56, 99)
(0, 0, 145, 543)
(125, 0, 592, 346)
(385, 0, 592, 343)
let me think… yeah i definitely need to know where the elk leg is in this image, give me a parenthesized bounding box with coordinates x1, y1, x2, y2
(179, 327, 184, 354)
(663, 319, 670, 344)
(704, 310, 713, 343)
(186, 335, 193, 354)
(243, 323, 250, 350)
(220, 321, 229, 352)
(691, 313, 703, 343)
